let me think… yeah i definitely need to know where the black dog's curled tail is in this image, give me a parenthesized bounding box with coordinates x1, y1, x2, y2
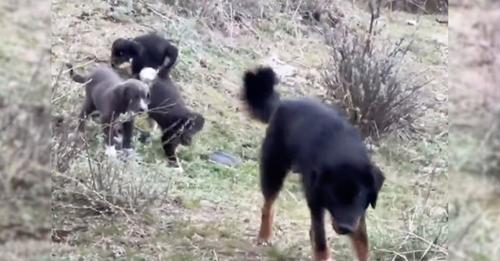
(66, 63, 88, 83)
(242, 66, 280, 123)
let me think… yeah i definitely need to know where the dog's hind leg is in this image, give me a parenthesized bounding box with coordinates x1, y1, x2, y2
(349, 215, 369, 261)
(309, 208, 332, 261)
(77, 99, 95, 132)
(257, 136, 290, 245)
(161, 132, 180, 165)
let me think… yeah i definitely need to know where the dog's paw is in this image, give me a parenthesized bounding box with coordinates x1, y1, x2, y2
(313, 255, 333, 261)
(105, 145, 118, 158)
(257, 237, 272, 246)
(313, 250, 333, 261)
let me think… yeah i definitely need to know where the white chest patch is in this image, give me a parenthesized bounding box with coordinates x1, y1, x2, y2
(139, 98, 148, 112)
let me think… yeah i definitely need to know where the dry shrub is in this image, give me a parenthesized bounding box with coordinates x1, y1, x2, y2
(51, 112, 172, 217)
(162, 0, 338, 33)
(385, 0, 448, 13)
(276, 0, 335, 13)
(53, 148, 172, 217)
(323, 27, 428, 138)
(164, 0, 263, 33)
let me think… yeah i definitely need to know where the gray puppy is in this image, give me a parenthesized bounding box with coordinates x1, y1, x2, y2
(68, 64, 150, 156)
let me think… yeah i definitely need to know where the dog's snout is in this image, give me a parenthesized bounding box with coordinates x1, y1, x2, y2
(139, 99, 148, 112)
(336, 224, 354, 235)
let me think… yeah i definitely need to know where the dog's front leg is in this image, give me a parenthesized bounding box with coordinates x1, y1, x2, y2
(349, 215, 369, 261)
(102, 121, 114, 146)
(121, 120, 134, 149)
(309, 208, 332, 261)
(101, 116, 118, 158)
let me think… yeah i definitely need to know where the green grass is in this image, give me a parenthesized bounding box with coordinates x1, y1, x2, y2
(49, 0, 449, 260)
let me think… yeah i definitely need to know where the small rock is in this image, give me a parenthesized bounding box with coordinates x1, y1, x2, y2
(422, 166, 434, 174)
(199, 200, 213, 208)
(435, 94, 447, 102)
(191, 233, 204, 241)
(209, 151, 242, 167)
(406, 20, 417, 26)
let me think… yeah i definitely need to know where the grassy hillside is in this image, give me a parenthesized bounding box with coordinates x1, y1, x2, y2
(51, 0, 448, 260)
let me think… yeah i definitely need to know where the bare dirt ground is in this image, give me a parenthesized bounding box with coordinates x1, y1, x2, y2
(449, 0, 500, 259)
(50, 0, 448, 260)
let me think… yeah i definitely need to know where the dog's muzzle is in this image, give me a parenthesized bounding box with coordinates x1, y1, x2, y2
(331, 216, 360, 235)
(139, 99, 148, 112)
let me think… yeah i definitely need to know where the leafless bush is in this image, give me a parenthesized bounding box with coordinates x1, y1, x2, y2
(51, 115, 84, 173)
(276, 0, 335, 13)
(51, 113, 174, 216)
(53, 147, 173, 216)
(162, 0, 339, 33)
(323, 26, 428, 138)
(384, 0, 448, 13)
(163, 0, 263, 33)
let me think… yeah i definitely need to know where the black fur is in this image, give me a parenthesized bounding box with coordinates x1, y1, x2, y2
(242, 67, 280, 123)
(110, 33, 178, 76)
(243, 66, 384, 256)
(147, 64, 205, 164)
(68, 64, 150, 149)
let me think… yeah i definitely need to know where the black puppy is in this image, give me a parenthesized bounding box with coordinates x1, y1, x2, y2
(242, 67, 384, 261)
(141, 63, 204, 164)
(110, 33, 178, 76)
(68, 64, 150, 156)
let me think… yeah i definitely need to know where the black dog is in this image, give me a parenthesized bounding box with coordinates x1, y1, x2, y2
(142, 62, 204, 164)
(68, 64, 150, 156)
(110, 33, 178, 76)
(242, 66, 384, 261)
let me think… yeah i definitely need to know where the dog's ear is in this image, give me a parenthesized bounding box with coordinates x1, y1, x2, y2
(128, 40, 143, 56)
(112, 38, 125, 48)
(368, 164, 385, 209)
(114, 83, 132, 105)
